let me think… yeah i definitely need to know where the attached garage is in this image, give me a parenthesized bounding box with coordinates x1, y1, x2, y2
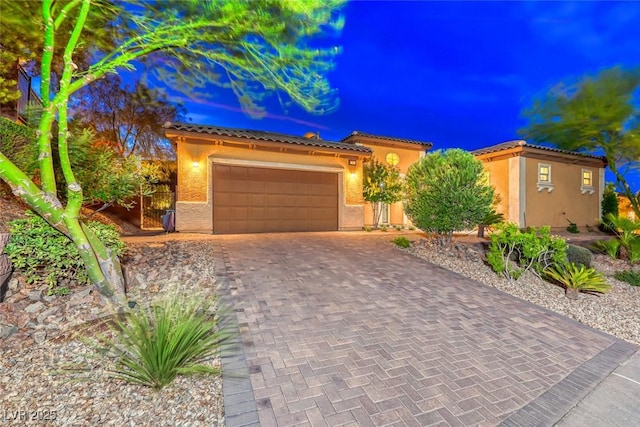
(212, 164, 338, 234)
(164, 122, 377, 234)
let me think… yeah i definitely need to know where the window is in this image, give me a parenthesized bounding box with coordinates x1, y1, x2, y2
(581, 169, 595, 194)
(538, 164, 551, 182)
(386, 152, 400, 166)
(537, 163, 553, 192)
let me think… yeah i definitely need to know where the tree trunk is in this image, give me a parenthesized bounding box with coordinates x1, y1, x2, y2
(0, 233, 12, 298)
(565, 288, 580, 300)
(0, 156, 126, 307)
(78, 222, 126, 307)
(372, 202, 381, 229)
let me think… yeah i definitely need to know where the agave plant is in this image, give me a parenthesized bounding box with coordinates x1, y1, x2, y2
(545, 262, 611, 300)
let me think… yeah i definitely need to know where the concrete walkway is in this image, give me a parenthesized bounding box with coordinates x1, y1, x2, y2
(555, 350, 640, 426)
(138, 232, 638, 426)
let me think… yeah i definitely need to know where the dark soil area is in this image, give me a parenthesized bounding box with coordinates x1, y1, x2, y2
(0, 195, 141, 235)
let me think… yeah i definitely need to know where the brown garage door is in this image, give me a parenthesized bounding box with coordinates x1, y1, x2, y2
(213, 164, 338, 234)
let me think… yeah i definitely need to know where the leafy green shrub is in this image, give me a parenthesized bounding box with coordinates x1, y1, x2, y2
(363, 226, 372, 232)
(614, 270, 640, 286)
(566, 220, 579, 234)
(380, 224, 388, 232)
(394, 225, 403, 231)
(566, 244, 593, 267)
(592, 239, 621, 259)
(486, 223, 567, 281)
(597, 214, 640, 263)
(393, 236, 411, 248)
(404, 149, 494, 246)
(600, 183, 619, 233)
(629, 239, 640, 264)
(545, 262, 611, 299)
(93, 291, 230, 389)
(0, 117, 38, 173)
(4, 212, 126, 293)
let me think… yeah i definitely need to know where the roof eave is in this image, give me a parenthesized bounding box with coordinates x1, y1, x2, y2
(342, 134, 432, 151)
(165, 128, 373, 157)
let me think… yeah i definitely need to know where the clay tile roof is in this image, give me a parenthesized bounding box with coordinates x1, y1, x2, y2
(472, 140, 607, 162)
(164, 122, 373, 154)
(341, 131, 433, 148)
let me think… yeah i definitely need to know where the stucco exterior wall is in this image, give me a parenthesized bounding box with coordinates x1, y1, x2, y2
(524, 157, 601, 228)
(340, 205, 366, 230)
(176, 138, 366, 232)
(481, 157, 511, 218)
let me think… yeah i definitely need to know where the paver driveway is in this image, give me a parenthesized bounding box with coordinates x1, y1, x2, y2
(215, 233, 636, 427)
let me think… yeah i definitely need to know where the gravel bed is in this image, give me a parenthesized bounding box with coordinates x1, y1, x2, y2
(0, 240, 225, 426)
(408, 238, 640, 346)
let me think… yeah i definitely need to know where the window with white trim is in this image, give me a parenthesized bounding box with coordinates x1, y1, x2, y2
(537, 163, 553, 192)
(581, 169, 595, 194)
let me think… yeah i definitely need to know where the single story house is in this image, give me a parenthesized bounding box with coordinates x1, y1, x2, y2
(473, 140, 608, 229)
(164, 123, 431, 234)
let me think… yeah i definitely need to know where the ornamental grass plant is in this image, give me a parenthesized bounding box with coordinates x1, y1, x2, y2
(93, 290, 231, 389)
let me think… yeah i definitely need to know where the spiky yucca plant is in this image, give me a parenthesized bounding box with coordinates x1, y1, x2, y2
(95, 291, 230, 389)
(545, 262, 611, 299)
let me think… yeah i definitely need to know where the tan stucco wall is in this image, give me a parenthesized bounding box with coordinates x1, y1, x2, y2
(481, 157, 511, 217)
(175, 138, 366, 232)
(524, 157, 601, 228)
(362, 145, 425, 226)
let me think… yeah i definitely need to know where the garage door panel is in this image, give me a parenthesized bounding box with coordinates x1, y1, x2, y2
(225, 193, 247, 207)
(264, 206, 281, 220)
(230, 207, 248, 218)
(214, 165, 231, 179)
(247, 207, 265, 217)
(244, 181, 265, 193)
(213, 165, 338, 234)
(248, 193, 265, 205)
(229, 166, 248, 179)
(213, 192, 231, 206)
(214, 179, 232, 192)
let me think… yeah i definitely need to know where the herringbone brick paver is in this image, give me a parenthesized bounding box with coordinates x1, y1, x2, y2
(216, 233, 635, 426)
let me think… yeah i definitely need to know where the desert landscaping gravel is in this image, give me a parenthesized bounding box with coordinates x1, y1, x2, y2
(0, 240, 225, 427)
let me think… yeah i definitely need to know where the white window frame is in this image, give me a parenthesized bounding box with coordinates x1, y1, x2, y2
(537, 163, 554, 192)
(581, 169, 595, 195)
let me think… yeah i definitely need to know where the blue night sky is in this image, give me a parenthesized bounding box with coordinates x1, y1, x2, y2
(164, 1, 640, 190)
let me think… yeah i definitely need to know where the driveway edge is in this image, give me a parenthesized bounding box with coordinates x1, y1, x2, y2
(499, 340, 638, 426)
(214, 242, 259, 427)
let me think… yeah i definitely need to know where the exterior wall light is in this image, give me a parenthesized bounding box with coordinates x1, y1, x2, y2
(192, 161, 200, 169)
(348, 159, 357, 166)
